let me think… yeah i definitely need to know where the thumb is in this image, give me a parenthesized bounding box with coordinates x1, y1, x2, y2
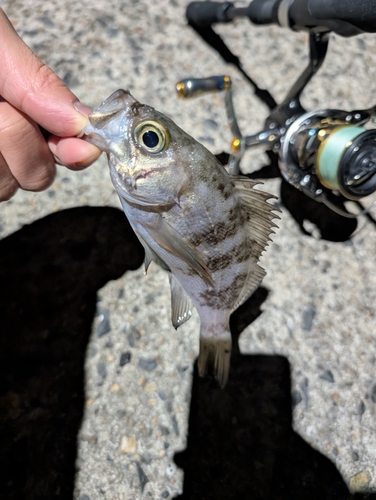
(0, 8, 90, 137)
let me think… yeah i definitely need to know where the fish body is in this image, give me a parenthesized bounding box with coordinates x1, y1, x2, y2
(82, 89, 277, 386)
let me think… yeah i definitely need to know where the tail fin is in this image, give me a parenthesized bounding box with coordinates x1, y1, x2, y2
(198, 337, 231, 387)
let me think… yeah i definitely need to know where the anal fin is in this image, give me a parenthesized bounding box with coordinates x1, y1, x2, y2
(198, 337, 232, 388)
(169, 273, 193, 329)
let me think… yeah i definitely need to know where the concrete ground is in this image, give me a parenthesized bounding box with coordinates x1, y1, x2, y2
(2, 0, 376, 498)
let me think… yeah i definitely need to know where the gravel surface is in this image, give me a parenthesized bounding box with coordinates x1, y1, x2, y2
(1, 1, 376, 499)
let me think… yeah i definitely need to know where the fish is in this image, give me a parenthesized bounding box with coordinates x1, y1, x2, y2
(81, 89, 278, 386)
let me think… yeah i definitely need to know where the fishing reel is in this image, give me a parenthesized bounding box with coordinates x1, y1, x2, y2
(175, 22, 376, 214)
(176, 72, 376, 210)
(281, 110, 376, 202)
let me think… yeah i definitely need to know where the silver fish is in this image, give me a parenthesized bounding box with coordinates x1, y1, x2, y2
(81, 89, 278, 386)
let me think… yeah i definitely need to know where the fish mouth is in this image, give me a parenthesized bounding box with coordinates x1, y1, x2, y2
(91, 89, 133, 117)
(79, 89, 137, 152)
(134, 168, 161, 182)
(109, 164, 150, 199)
(111, 166, 161, 190)
(110, 164, 176, 209)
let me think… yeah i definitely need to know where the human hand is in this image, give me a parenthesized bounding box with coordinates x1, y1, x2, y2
(0, 8, 101, 201)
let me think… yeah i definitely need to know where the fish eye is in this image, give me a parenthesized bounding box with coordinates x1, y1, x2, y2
(142, 130, 159, 148)
(134, 121, 169, 153)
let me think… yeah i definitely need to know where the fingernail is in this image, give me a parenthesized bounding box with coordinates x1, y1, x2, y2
(73, 100, 92, 117)
(54, 156, 64, 166)
(49, 142, 56, 155)
(75, 152, 102, 169)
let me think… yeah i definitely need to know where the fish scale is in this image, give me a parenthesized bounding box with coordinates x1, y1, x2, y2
(81, 89, 279, 386)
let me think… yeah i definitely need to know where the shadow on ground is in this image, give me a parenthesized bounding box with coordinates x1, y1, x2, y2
(0, 207, 144, 500)
(0, 206, 373, 500)
(174, 289, 376, 500)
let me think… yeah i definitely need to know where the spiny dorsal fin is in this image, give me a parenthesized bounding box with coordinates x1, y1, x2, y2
(230, 177, 280, 310)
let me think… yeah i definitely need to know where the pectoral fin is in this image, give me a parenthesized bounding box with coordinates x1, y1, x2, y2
(135, 230, 171, 273)
(145, 218, 213, 287)
(169, 273, 193, 329)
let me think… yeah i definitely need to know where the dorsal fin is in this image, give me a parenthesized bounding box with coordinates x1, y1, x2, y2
(230, 177, 280, 311)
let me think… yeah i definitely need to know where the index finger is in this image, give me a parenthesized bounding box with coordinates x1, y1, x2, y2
(0, 8, 89, 137)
